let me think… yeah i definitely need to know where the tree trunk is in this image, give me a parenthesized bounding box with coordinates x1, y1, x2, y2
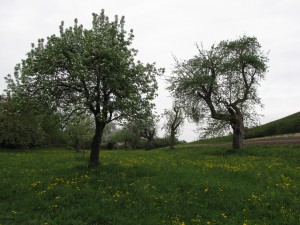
(146, 137, 154, 150)
(89, 120, 104, 166)
(231, 115, 245, 150)
(170, 129, 175, 149)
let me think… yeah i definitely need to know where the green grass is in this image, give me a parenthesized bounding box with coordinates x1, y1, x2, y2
(246, 112, 300, 139)
(191, 135, 232, 145)
(0, 145, 299, 225)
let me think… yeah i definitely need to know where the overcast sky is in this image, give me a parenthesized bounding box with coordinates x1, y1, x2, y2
(1, 0, 299, 141)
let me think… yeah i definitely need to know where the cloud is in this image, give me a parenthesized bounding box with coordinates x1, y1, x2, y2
(1, 0, 300, 141)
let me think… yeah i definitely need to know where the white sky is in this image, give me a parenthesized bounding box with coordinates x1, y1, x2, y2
(1, 0, 299, 141)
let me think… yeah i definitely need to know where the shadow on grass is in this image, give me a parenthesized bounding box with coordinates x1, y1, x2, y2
(68, 160, 158, 186)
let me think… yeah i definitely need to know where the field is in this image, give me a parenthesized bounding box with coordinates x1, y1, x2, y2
(0, 144, 299, 225)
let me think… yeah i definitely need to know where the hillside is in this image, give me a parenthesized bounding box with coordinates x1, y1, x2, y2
(193, 112, 300, 145)
(245, 112, 300, 139)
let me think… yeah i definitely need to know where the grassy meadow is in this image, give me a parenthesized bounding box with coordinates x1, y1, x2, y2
(0, 144, 299, 225)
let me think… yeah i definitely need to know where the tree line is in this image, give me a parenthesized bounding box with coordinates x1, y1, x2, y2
(0, 9, 268, 165)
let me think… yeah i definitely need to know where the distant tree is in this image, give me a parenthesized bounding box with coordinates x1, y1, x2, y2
(120, 114, 158, 150)
(0, 95, 61, 148)
(102, 122, 117, 142)
(65, 113, 94, 151)
(140, 121, 156, 150)
(163, 104, 184, 149)
(131, 115, 158, 150)
(109, 128, 135, 150)
(169, 36, 268, 150)
(7, 10, 162, 165)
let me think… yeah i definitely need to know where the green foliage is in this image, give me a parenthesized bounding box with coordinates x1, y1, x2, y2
(6, 10, 162, 163)
(0, 145, 299, 224)
(0, 97, 63, 148)
(153, 136, 182, 148)
(169, 35, 268, 139)
(246, 112, 300, 138)
(0, 98, 44, 147)
(108, 128, 137, 149)
(12, 10, 160, 123)
(123, 114, 159, 150)
(64, 114, 94, 150)
(107, 130, 173, 150)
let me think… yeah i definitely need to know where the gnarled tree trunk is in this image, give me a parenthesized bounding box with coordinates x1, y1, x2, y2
(230, 109, 245, 150)
(232, 120, 245, 149)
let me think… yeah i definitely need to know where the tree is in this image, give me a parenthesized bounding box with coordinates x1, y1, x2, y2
(109, 128, 135, 150)
(163, 104, 184, 149)
(65, 113, 94, 151)
(101, 122, 118, 149)
(0, 95, 62, 148)
(8, 10, 162, 165)
(140, 120, 156, 150)
(130, 115, 158, 150)
(169, 36, 268, 150)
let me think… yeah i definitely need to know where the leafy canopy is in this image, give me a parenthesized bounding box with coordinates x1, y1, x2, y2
(9, 10, 162, 126)
(169, 36, 268, 136)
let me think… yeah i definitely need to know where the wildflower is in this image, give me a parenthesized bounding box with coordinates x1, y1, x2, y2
(204, 188, 209, 192)
(38, 190, 46, 196)
(11, 210, 17, 214)
(31, 181, 41, 188)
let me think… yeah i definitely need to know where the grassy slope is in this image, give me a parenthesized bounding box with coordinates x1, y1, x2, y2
(245, 112, 300, 139)
(0, 146, 299, 225)
(192, 112, 300, 145)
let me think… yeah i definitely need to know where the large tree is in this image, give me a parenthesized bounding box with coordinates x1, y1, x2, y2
(169, 36, 268, 150)
(8, 10, 162, 165)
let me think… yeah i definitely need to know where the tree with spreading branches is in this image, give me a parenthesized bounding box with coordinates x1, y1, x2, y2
(163, 105, 184, 149)
(6, 10, 163, 165)
(169, 36, 268, 150)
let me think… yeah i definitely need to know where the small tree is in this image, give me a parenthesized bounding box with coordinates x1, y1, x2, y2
(140, 122, 156, 150)
(163, 105, 184, 149)
(126, 114, 158, 150)
(7, 10, 162, 165)
(169, 36, 268, 150)
(110, 128, 135, 150)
